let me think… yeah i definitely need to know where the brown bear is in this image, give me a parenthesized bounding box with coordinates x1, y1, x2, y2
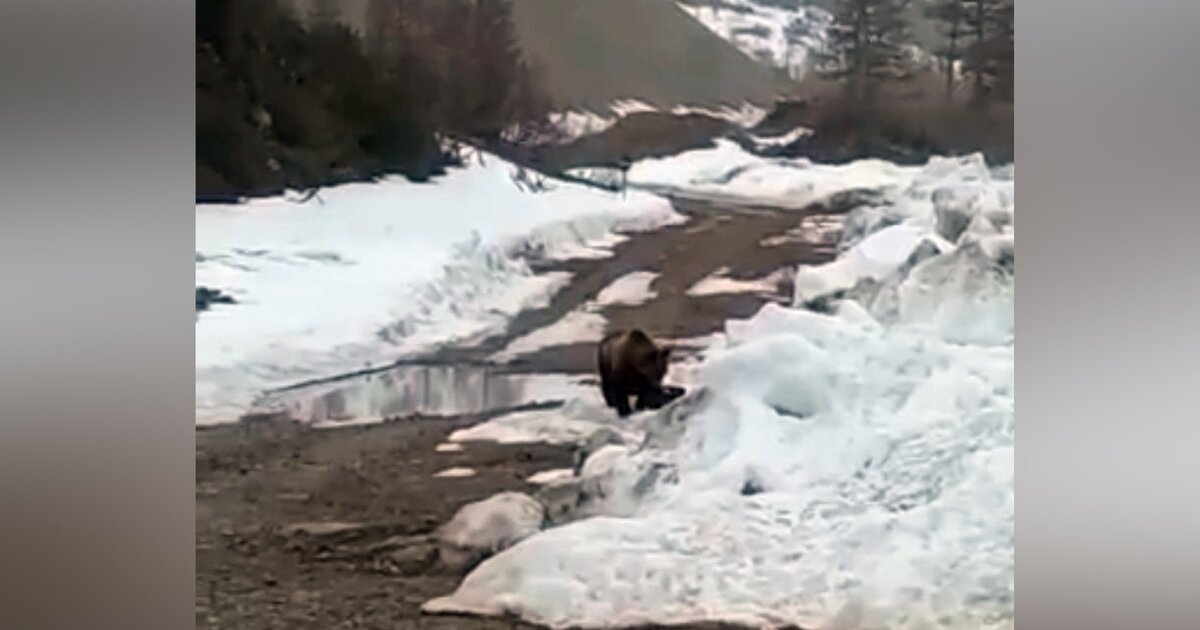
(596, 329, 682, 417)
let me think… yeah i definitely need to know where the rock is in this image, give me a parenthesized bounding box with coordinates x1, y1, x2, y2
(740, 478, 765, 496)
(196, 286, 236, 312)
(436, 492, 545, 573)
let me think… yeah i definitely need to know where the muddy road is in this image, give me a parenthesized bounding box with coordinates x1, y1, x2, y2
(196, 196, 847, 629)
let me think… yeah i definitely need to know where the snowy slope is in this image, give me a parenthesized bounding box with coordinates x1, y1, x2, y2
(195, 149, 680, 423)
(424, 153, 1015, 629)
(678, 0, 834, 79)
(678, 0, 937, 80)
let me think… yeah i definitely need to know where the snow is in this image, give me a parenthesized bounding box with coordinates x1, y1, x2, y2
(526, 469, 576, 485)
(629, 139, 917, 209)
(195, 148, 679, 422)
(433, 467, 476, 479)
(677, 1, 936, 80)
(685, 266, 788, 297)
(670, 102, 769, 128)
(610, 98, 659, 116)
(759, 214, 843, 247)
(746, 125, 812, 151)
(543, 101, 768, 145)
(548, 109, 618, 140)
(448, 397, 640, 447)
(594, 271, 659, 307)
(424, 154, 1015, 630)
(489, 310, 607, 364)
(435, 443, 465, 453)
(793, 153, 1015, 318)
(792, 223, 926, 303)
(490, 270, 661, 364)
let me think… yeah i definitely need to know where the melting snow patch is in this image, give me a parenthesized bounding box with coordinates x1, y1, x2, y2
(433, 467, 476, 479)
(686, 266, 788, 297)
(526, 469, 575, 485)
(594, 270, 659, 306)
(759, 214, 844, 248)
(489, 310, 606, 364)
(746, 126, 812, 151)
(448, 397, 636, 447)
(435, 443, 465, 453)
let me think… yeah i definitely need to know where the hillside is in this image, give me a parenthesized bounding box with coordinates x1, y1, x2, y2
(507, 0, 795, 110)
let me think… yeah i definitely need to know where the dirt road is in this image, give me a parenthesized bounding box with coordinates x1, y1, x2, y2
(196, 196, 847, 629)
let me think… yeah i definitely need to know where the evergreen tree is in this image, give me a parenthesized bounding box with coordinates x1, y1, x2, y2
(308, 0, 342, 27)
(957, 0, 1012, 102)
(817, 0, 915, 108)
(925, 0, 967, 104)
(959, 0, 996, 98)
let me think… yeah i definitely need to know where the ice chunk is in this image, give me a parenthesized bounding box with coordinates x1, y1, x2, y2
(526, 468, 575, 485)
(897, 244, 1015, 346)
(793, 223, 925, 303)
(932, 183, 1006, 242)
(436, 492, 545, 572)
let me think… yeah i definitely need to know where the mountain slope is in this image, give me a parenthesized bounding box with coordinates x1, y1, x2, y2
(509, 0, 795, 110)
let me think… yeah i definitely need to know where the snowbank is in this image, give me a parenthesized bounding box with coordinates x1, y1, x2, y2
(424, 154, 1015, 630)
(195, 149, 679, 422)
(628, 139, 917, 209)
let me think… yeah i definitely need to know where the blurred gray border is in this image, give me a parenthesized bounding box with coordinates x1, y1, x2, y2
(1019, 1, 1200, 629)
(2, 0, 1200, 628)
